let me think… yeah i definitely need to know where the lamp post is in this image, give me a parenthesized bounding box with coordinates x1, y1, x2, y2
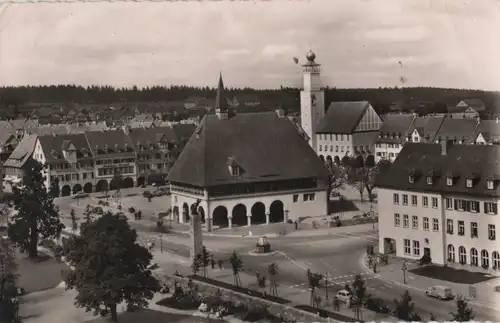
(402, 260, 407, 284)
(160, 233, 163, 253)
(325, 272, 329, 300)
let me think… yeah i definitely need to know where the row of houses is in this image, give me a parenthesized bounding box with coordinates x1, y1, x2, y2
(3, 124, 195, 197)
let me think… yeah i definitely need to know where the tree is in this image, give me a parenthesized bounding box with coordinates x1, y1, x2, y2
(306, 269, 323, 307)
(110, 171, 124, 199)
(191, 254, 201, 275)
(199, 246, 211, 278)
(450, 295, 475, 322)
(229, 251, 243, 287)
(0, 239, 17, 300)
(8, 160, 64, 258)
(393, 290, 420, 321)
(49, 178, 60, 198)
(70, 208, 78, 233)
(348, 169, 366, 202)
(364, 166, 379, 203)
(267, 263, 279, 297)
(351, 274, 368, 320)
(326, 163, 346, 196)
(64, 212, 160, 322)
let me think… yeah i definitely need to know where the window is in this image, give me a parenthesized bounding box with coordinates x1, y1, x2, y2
(446, 219, 454, 234)
(493, 252, 500, 269)
(432, 197, 438, 209)
(470, 248, 478, 266)
(487, 180, 494, 190)
(446, 177, 453, 186)
(484, 202, 498, 215)
(403, 214, 409, 228)
(293, 194, 299, 203)
(471, 222, 478, 238)
(413, 240, 420, 256)
(481, 250, 490, 268)
(459, 246, 467, 264)
(489, 224, 496, 240)
(319, 145, 322, 152)
(231, 166, 240, 176)
(423, 217, 429, 231)
(404, 239, 411, 255)
(394, 213, 400, 227)
(447, 244, 455, 262)
(456, 199, 465, 211)
(402, 194, 408, 206)
(432, 218, 439, 231)
(412, 216, 418, 229)
(303, 193, 315, 201)
(411, 195, 417, 206)
(422, 196, 428, 207)
(470, 201, 479, 213)
(458, 221, 465, 235)
(466, 179, 473, 188)
(393, 194, 400, 204)
(408, 175, 414, 184)
(445, 198, 453, 210)
(426, 176, 433, 185)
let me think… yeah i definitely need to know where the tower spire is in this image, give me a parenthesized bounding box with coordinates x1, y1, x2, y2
(215, 73, 228, 112)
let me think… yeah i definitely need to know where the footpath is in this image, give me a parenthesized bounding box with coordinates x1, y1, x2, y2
(363, 253, 500, 312)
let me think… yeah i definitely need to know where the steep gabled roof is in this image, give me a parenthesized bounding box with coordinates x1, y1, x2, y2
(410, 115, 446, 141)
(4, 134, 37, 168)
(38, 133, 92, 163)
(375, 114, 415, 144)
(376, 143, 500, 197)
(476, 120, 500, 143)
(316, 101, 369, 134)
(84, 129, 134, 158)
(167, 112, 329, 187)
(434, 118, 479, 143)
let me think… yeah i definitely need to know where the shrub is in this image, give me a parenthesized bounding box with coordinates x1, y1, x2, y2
(129, 207, 136, 213)
(143, 191, 152, 198)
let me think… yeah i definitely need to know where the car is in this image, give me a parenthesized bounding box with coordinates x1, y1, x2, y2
(425, 285, 454, 300)
(335, 289, 351, 303)
(72, 192, 89, 199)
(364, 297, 390, 313)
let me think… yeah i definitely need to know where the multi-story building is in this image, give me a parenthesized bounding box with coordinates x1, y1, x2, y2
(374, 114, 416, 162)
(315, 101, 382, 165)
(33, 133, 95, 196)
(376, 141, 500, 269)
(167, 73, 329, 231)
(125, 126, 180, 186)
(3, 134, 38, 192)
(84, 129, 136, 192)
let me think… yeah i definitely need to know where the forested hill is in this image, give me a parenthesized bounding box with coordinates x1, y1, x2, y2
(1, 85, 499, 114)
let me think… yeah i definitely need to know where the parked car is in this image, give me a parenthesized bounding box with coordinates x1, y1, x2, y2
(425, 285, 453, 300)
(116, 212, 128, 221)
(364, 297, 390, 313)
(335, 289, 351, 303)
(72, 192, 89, 199)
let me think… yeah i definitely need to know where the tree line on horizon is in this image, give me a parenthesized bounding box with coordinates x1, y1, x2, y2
(0, 84, 498, 114)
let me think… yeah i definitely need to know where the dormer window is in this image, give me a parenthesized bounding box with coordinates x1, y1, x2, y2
(466, 179, 473, 188)
(426, 176, 433, 185)
(487, 180, 494, 190)
(231, 165, 240, 176)
(446, 177, 453, 186)
(408, 175, 414, 184)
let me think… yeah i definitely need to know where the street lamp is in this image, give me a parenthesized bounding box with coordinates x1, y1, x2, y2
(159, 233, 163, 253)
(325, 272, 329, 300)
(402, 260, 407, 284)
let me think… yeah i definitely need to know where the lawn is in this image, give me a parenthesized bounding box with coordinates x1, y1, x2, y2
(410, 265, 497, 284)
(16, 250, 71, 293)
(82, 309, 221, 323)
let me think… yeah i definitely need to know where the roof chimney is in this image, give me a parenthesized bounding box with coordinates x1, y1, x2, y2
(440, 139, 452, 156)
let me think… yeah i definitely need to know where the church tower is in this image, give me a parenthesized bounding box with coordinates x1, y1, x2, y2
(300, 50, 325, 150)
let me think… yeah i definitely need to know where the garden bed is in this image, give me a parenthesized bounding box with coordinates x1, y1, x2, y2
(190, 275, 290, 305)
(294, 305, 359, 322)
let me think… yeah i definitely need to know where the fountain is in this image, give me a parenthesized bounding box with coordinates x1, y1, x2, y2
(255, 236, 271, 254)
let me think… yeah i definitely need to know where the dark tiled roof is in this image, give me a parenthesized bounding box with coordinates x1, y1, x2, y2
(410, 116, 446, 142)
(376, 142, 500, 197)
(4, 134, 37, 168)
(127, 127, 178, 148)
(476, 120, 500, 143)
(167, 112, 329, 187)
(38, 133, 92, 163)
(316, 101, 369, 134)
(171, 124, 196, 144)
(375, 114, 415, 144)
(84, 129, 134, 158)
(434, 118, 479, 143)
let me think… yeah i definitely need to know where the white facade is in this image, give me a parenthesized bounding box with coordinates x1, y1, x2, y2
(317, 133, 352, 163)
(171, 185, 328, 230)
(374, 143, 403, 163)
(378, 188, 500, 269)
(300, 59, 325, 150)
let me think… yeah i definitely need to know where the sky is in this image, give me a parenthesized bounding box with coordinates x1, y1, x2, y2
(0, 0, 500, 90)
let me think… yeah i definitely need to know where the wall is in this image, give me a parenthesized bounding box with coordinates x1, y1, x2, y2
(377, 188, 446, 265)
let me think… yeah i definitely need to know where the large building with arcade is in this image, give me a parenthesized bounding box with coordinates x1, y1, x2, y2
(166, 72, 330, 231)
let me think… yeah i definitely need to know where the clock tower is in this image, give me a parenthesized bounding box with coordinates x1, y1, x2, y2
(300, 50, 325, 150)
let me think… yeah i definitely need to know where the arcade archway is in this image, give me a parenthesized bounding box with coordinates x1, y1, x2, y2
(72, 184, 82, 194)
(232, 204, 247, 226)
(83, 182, 93, 193)
(251, 202, 266, 224)
(61, 185, 71, 197)
(96, 180, 108, 192)
(269, 200, 284, 223)
(213, 206, 229, 228)
(123, 177, 134, 188)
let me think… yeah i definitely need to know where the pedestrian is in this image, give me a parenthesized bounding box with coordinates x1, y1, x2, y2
(217, 259, 223, 270)
(373, 262, 377, 273)
(210, 255, 215, 269)
(294, 220, 298, 230)
(333, 296, 340, 311)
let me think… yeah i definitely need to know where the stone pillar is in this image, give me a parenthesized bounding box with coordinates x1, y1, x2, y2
(247, 215, 252, 227)
(207, 218, 213, 232)
(228, 217, 233, 229)
(284, 210, 289, 223)
(266, 213, 270, 225)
